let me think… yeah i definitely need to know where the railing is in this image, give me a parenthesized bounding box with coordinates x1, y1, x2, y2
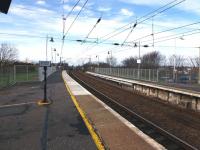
(94, 68, 159, 82)
(0, 66, 15, 88)
(94, 67, 199, 84)
(0, 65, 56, 88)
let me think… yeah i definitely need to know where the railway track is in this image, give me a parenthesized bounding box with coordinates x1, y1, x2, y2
(70, 71, 199, 150)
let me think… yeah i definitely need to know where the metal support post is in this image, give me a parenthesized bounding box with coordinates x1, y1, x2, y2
(14, 65, 16, 82)
(46, 35, 48, 61)
(43, 66, 47, 102)
(26, 65, 28, 81)
(149, 69, 151, 81)
(157, 69, 159, 82)
(137, 41, 141, 80)
(199, 47, 200, 84)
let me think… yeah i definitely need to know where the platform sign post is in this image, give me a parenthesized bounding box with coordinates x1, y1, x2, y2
(39, 61, 51, 103)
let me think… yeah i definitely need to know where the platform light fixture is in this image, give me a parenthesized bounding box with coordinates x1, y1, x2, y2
(45, 35, 54, 61)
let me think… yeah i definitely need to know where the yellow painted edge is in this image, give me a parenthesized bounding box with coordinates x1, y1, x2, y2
(62, 73, 105, 150)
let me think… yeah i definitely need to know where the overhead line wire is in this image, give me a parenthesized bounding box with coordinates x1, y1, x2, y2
(140, 28, 200, 44)
(60, 0, 81, 60)
(100, 0, 186, 44)
(145, 30, 200, 45)
(85, 0, 185, 53)
(81, 16, 102, 44)
(86, 30, 200, 56)
(126, 20, 200, 43)
(99, 0, 182, 40)
(63, 0, 89, 38)
(60, 0, 88, 62)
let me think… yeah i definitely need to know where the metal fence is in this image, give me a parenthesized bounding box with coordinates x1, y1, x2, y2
(0, 65, 39, 88)
(94, 68, 159, 82)
(158, 68, 198, 84)
(0, 65, 57, 88)
(94, 67, 199, 84)
(15, 65, 39, 82)
(0, 66, 15, 88)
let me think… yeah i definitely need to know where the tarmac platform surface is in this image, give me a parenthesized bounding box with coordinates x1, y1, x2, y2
(0, 71, 96, 150)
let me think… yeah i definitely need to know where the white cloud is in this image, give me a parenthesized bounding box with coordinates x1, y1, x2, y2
(178, 0, 200, 15)
(63, 5, 71, 11)
(119, 0, 168, 6)
(98, 7, 111, 12)
(64, 4, 82, 12)
(120, 8, 134, 17)
(74, 6, 82, 11)
(63, 0, 70, 2)
(119, 0, 200, 16)
(9, 4, 57, 22)
(36, 0, 46, 5)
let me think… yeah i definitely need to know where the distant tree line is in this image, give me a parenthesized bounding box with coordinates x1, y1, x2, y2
(122, 51, 164, 69)
(79, 50, 200, 71)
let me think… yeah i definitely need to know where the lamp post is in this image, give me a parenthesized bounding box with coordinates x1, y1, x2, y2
(173, 37, 184, 82)
(173, 54, 176, 83)
(51, 48, 56, 64)
(54, 49, 56, 64)
(45, 35, 54, 61)
(96, 55, 99, 73)
(133, 41, 149, 80)
(108, 51, 112, 74)
(198, 47, 200, 84)
(137, 41, 141, 79)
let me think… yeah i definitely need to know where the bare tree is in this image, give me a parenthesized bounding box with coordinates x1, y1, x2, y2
(194, 57, 200, 67)
(0, 43, 18, 66)
(141, 51, 163, 69)
(187, 57, 196, 68)
(168, 55, 185, 68)
(122, 56, 137, 68)
(121, 51, 164, 69)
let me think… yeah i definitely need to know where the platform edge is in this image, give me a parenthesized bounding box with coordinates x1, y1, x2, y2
(62, 71, 105, 150)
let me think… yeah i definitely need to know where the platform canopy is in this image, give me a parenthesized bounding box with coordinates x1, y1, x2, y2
(0, 0, 12, 14)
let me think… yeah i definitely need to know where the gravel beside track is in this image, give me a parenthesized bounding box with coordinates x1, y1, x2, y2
(72, 71, 200, 149)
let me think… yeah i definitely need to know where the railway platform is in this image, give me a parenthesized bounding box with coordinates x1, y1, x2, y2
(0, 71, 96, 150)
(0, 70, 166, 150)
(62, 71, 165, 150)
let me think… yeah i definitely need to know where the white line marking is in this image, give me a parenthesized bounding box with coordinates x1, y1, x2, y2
(0, 102, 36, 109)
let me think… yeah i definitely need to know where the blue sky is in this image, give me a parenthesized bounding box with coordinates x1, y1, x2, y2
(0, 0, 200, 65)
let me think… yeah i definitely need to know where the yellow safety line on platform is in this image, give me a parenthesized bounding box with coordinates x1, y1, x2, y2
(62, 73, 105, 150)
